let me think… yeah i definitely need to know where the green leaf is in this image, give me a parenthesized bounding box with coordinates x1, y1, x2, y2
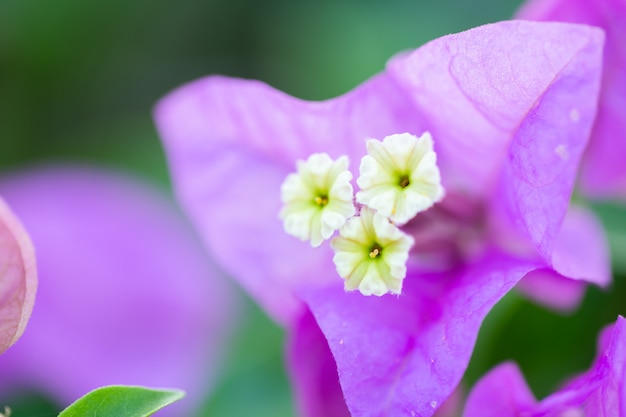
(58, 385, 185, 417)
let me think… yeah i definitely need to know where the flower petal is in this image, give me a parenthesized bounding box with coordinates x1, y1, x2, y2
(517, 0, 626, 198)
(287, 309, 351, 417)
(516, 269, 587, 312)
(463, 363, 536, 417)
(0, 197, 36, 354)
(464, 316, 626, 416)
(388, 20, 604, 261)
(303, 250, 539, 417)
(516, 205, 611, 311)
(550, 206, 610, 286)
(569, 316, 626, 416)
(154, 72, 424, 323)
(0, 167, 234, 416)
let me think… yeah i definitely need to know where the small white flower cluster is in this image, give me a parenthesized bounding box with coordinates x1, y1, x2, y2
(280, 132, 444, 296)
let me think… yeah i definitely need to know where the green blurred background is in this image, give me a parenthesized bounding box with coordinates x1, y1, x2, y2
(1, 0, 625, 416)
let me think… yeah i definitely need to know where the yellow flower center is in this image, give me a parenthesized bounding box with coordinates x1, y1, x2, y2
(398, 174, 410, 188)
(314, 195, 329, 206)
(369, 244, 382, 259)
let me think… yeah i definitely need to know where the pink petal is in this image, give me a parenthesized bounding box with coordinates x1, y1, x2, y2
(287, 310, 351, 417)
(516, 269, 587, 312)
(550, 206, 610, 286)
(153, 19, 609, 416)
(303, 250, 540, 417)
(517, 0, 626, 198)
(0, 167, 235, 416)
(517, 205, 611, 311)
(432, 385, 464, 417)
(0, 197, 36, 354)
(464, 317, 626, 416)
(573, 316, 626, 416)
(154, 73, 423, 324)
(388, 20, 604, 262)
(463, 363, 536, 417)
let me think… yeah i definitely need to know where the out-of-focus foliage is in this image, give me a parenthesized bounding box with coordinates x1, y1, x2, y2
(0, 0, 524, 180)
(1, 0, 624, 416)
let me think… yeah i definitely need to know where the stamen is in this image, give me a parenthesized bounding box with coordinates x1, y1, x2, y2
(369, 244, 382, 258)
(280, 153, 355, 247)
(356, 132, 445, 225)
(331, 207, 414, 296)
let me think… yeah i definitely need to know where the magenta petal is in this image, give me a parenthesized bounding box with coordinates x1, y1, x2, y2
(153, 19, 609, 415)
(287, 310, 351, 417)
(464, 317, 626, 416)
(493, 28, 603, 262)
(573, 316, 626, 416)
(0, 197, 36, 354)
(154, 73, 423, 323)
(550, 206, 610, 286)
(388, 21, 604, 260)
(518, 0, 626, 197)
(432, 386, 464, 417)
(303, 251, 539, 417)
(517, 205, 610, 311)
(516, 269, 587, 312)
(463, 363, 536, 417)
(0, 167, 234, 416)
(582, 56, 626, 197)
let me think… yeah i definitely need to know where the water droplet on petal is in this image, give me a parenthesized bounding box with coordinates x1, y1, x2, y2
(555, 144, 569, 160)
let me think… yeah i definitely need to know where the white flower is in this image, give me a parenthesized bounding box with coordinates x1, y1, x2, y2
(331, 207, 414, 296)
(280, 153, 355, 247)
(356, 132, 444, 224)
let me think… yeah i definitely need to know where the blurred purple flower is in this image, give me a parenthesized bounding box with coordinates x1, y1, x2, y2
(517, 0, 626, 198)
(155, 21, 606, 417)
(0, 166, 236, 416)
(0, 197, 36, 355)
(464, 316, 626, 417)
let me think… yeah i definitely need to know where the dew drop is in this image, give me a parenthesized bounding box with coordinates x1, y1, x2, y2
(555, 144, 569, 160)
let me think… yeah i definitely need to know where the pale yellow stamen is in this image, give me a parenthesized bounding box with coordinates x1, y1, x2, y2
(356, 132, 445, 225)
(331, 207, 414, 296)
(280, 153, 355, 247)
